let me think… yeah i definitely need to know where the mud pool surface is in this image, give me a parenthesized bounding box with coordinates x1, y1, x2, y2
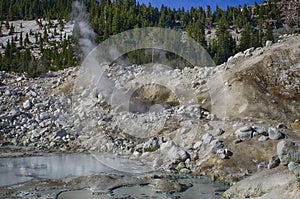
(0, 153, 228, 198)
(0, 153, 114, 187)
(58, 177, 227, 199)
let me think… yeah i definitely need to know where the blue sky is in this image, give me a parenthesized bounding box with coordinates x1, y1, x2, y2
(137, 0, 263, 11)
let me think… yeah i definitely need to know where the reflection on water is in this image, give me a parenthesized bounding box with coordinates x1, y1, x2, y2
(0, 154, 113, 187)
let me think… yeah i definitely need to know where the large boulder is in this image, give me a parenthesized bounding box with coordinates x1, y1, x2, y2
(277, 140, 300, 165)
(160, 141, 189, 163)
(288, 162, 300, 183)
(235, 126, 253, 140)
(268, 155, 280, 169)
(167, 146, 189, 163)
(267, 127, 284, 140)
(54, 129, 67, 139)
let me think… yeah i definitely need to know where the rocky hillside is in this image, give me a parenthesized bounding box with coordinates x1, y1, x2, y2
(1, 33, 300, 198)
(202, 34, 300, 123)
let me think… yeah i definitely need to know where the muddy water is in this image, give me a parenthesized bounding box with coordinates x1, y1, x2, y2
(0, 153, 113, 187)
(58, 177, 228, 199)
(0, 154, 228, 198)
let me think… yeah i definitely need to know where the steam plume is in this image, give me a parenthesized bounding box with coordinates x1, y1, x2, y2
(70, 1, 96, 57)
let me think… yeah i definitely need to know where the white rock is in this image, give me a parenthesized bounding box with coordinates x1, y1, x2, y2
(268, 127, 283, 140)
(193, 141, 203, 150)
(23, 100, 31, 109)
(266, 40, 273, 47)
(167, 146, 189, 162)
(233, 52, 245, 59)
(39, 112, 49, 120)
(27, 90, 37, 97)
(133, 151, 140, 157)
(227, 56, 234, 62)
(4, 90, 10, 96)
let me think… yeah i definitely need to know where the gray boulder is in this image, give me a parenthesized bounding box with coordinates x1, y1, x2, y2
(39, 112, 50, 120)
(268, 155, 280, 169)
(161, 141, 189, 163)
(252, 126, 268, 136)
(193, 141, 203, 150)
(216, 148, 226, 159)
(23, 100, 31, 109)
(288, 162, 300, 183)
(235, 126, 253, 140)
(4, 90, 11, 96)
(213, 128, 225, 136)
(211, 140, 224, 153)
(258, 135, 269, 142)
(268, 127, 283, 140)
(10, 108, 20, 117)
(169, 146, 189, 163)
(277, 140, 300, 165)
(277, 124, 288, 129)
(54, 129, 67, 139)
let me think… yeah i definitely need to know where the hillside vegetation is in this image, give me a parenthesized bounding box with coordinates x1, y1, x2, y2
(0, 0, 299, 75)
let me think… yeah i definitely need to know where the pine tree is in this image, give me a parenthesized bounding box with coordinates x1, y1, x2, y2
(24, 33, 30, 45)
(212, 17, 235, 64)
(0, 53, 3, 71)
(205, 5, 213, 26)
(9, 23, 14, 35)
(15, 48, 21, 68)
(54, 27, 58, 35)
(4, 39, 11, 59)
(43, 26, 48, 41)
(112, 7, 121, 34)
(239, 22, 256, 51)
(39, 34, 44, 51)
(264, 24, 274, 42)
(0, 0, 288, 73)
(59, 18, 64, 31)
(5, 18, 9, 30)
(19, 32, 23, 47)
(11, 36, 16, 52)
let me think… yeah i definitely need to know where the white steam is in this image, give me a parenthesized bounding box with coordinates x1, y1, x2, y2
(70, 1, 96, 57)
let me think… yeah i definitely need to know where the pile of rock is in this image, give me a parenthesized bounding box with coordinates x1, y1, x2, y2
(234, 125, 285, 142)
(1, 34, 299, 180)
(0, 68, 78, 150)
